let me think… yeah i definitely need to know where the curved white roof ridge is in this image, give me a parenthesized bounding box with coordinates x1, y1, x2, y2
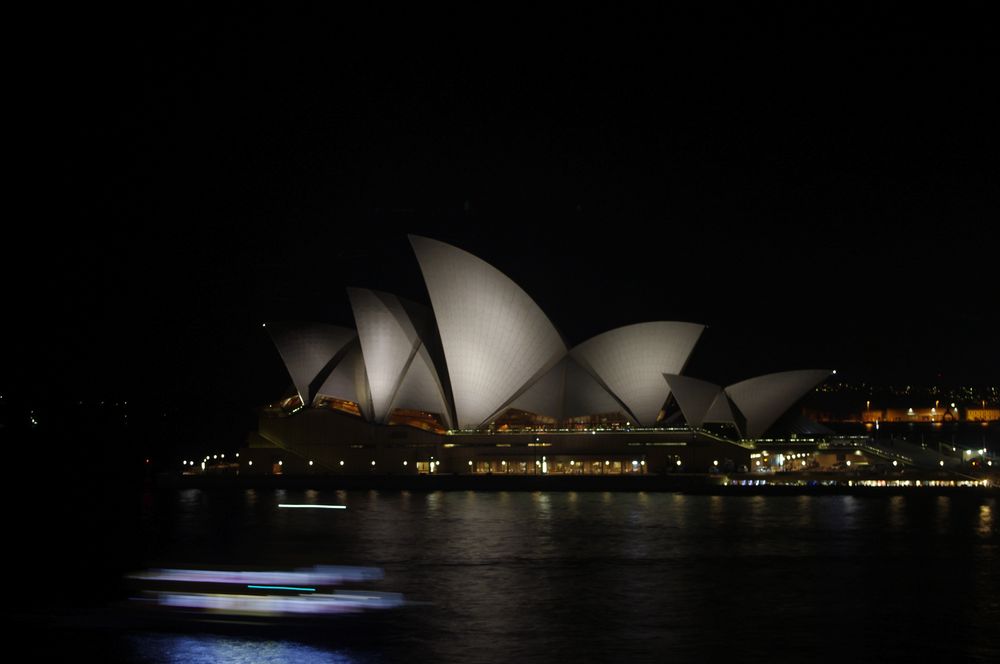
(409, 235, 567, 429)
(724, 369, 832, 438)
(266, 322, 358, 407)
(348, 288, 424, 423)
(662, 373, 722, 429)
(571, 321, 705, 426)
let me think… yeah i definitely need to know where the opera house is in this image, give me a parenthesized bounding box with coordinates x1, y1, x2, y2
(241, 236, 831, 477)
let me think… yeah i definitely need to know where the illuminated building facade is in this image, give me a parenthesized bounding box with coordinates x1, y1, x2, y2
(244, 236, 831, 476)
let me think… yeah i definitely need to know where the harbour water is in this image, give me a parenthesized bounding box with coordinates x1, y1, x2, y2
(17, 486, 999, 663)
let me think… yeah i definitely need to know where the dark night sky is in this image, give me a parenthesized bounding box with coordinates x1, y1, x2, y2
(10, 8, 998, 432)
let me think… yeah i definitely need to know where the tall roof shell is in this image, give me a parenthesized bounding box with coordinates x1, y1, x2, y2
(348, 288, 453, 426)
(662, 374, 723, 429)
(315, 340, 373, 419)
(506, 358, 567, 421)
(348, 288, 417, 423)
(563, 358, 629, 419)
(390, 344, 455, 428)
(703, 390, 739, 427)
(266, 322, 357, 407)
(571, 322, 705, 426)
(409, 235, 567, 429)
(505, 357, 634, 421)
(724, 369, 832, 438)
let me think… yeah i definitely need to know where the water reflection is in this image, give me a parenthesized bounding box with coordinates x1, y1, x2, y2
(101, 489, 1000, 663)
(128, 634, 361, 664)
(978, 503, 994, 538)
(887, 495, 905, 532)
(936, 495, 951, 534)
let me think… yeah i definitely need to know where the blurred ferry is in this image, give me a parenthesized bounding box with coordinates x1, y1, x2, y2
(125, 565, 406, 623)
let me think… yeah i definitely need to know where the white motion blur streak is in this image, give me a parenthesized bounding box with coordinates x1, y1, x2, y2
(129, 566, 384, 585)
(572, 322, 704, 426)
(409, 235, 567, 429)
(155, 590, 406, 616)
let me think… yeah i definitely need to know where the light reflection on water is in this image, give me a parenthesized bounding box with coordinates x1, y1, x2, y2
(108, 489, 1000, 662)
(979, 502, 994, 538)
(127, 634, 362, 664)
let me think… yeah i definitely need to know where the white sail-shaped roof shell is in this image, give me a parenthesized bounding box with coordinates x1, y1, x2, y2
(504, 357, 637, 421)
(390, 344, 455, 428)
(564, 358, 629, 419)
(571, 322, 705, 426)
(315, 341, 373, 419)
(506, 358, 567, 421)
(348, 288, 418, 423)
(704, 390, 738, 425)
(724, 369, 832, 438)
(266, 322, 357, 407)
(662, 374, 723, 429)
(410, 235, 567, 429)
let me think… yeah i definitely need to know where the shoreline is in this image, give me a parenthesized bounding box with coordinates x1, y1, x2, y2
(157, 473, 998, 496)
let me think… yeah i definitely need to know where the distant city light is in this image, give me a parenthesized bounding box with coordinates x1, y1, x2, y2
(892, 460, 898, 467)
(308, 460, 314, 466)
(940, 460, 945, 466)
(248, 460, 253, 466)
(371, 460, 376, 466)
(278, 460, 283, 466)
(340, 460, 344, 466)
(676, 459, 682, 466)
(403, 460, 408, 466)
